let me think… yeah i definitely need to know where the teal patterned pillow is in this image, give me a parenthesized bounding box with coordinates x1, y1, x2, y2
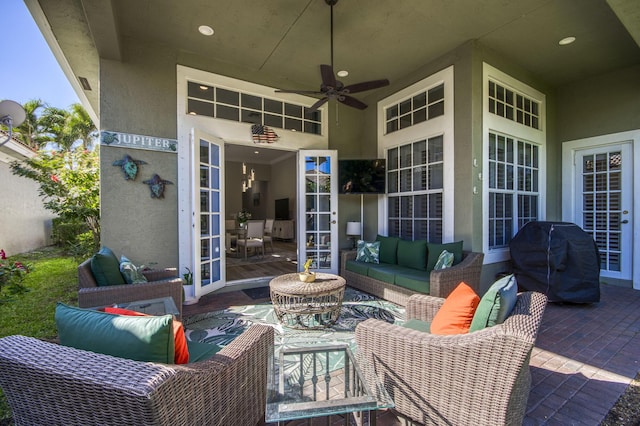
(356, 240, 380, 264)
(433, 250, 454, 270)
(119, 255, 148, 284)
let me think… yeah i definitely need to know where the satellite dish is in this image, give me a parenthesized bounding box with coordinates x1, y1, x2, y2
(0, 100, 27, 147)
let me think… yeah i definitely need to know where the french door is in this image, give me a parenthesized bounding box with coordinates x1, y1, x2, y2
(298, 150, 339, 274)
(574, 143, 633, 279)
(192, 129, 225, 297)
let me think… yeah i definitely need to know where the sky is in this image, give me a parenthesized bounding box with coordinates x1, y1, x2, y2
(1, 1, 80, 109)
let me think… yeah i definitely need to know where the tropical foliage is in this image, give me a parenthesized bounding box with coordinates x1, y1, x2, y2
(10, 149, 100, 246)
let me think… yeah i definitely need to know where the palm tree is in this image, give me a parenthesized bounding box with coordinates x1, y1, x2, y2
(12, 99, 47, 148)
(38, 103, 97, 151)
(66, 103, 97, 150)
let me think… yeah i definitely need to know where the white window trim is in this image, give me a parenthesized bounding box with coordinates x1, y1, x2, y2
(176, 65, 329, 281)
(482, 63, 547, 264)
(562, 129, 640, 289)
(377, 66, 455, 240)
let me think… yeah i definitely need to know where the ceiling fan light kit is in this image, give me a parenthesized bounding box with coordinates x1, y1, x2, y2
(275, 0, 389, 113)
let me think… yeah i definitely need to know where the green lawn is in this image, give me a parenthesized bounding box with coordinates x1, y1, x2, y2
(0, 246, 78, 422)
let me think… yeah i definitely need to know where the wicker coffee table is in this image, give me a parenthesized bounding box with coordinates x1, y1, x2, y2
(269, 273, 346, 329)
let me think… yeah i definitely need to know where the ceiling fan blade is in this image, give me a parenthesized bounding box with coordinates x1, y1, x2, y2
(320, 64, 337, 89)
(275, 89, 325, 95)
(339, 95, 368, 110)
(307, 97, 330, 113)
(342, 79, 390, 94)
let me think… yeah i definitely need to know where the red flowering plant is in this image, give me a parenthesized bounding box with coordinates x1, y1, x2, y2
(0, 249, 32, 299)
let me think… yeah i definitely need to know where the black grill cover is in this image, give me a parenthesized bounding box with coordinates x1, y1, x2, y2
(509, 221, 600, 303)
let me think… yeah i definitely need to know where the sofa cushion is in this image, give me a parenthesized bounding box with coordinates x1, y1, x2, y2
(469, 274, 518, 332)
(56, 303, 174, 364)
(394, 268, 430, 293)
(402, 319, 432, 333)
(426, 241, 463, 272)
(376, 235, 400, 264)
(366, 264, 398, 284)
(119, 255, 148, 284)
(430, 282, 480, 335)
(356, 240, 380, 263)
(397, 239, 427, 270)
(90, 246, 126, 286)
(187, 340, 222, 362)
(345, 259, 370, 275)
(105, 307, 189, 364)
(433, 250, 454, 270)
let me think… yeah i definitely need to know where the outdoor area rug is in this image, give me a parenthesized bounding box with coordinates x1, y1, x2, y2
(183, 287, 405, 360)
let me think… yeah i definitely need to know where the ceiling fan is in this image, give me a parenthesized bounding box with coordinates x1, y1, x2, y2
(275, 0, 390, 113)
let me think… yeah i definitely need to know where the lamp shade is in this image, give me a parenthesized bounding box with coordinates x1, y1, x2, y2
(346, 221, 361, 236)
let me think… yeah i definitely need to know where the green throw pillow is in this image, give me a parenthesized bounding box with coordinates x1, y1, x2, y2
(90, 246, 126, 286)
(119, 255, 148, 284)
(356, 240, 380, 264)
(376, 235, 400, 264)
(433, 250, 454, 270)
(396, 239, 427, 270)
(55, 303, 175, 363)
(426, 241, 463, 272)
(469, 274, 518, 332)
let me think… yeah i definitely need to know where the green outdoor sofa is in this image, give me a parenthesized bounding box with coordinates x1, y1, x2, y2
(341, 236, 484, 306)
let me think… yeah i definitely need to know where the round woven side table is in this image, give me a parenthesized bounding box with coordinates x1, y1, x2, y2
(269, 273, 346, 329)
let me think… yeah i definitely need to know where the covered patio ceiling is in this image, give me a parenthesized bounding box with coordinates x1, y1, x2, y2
(27, 0, 640, 122)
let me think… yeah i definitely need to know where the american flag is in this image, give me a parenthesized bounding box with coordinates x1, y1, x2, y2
(251, 124, 279, 143)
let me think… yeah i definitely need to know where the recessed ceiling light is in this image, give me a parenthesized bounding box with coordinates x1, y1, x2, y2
(254, 151, 259, 154)
(198, 25, 214, 36)
(337, 70, 349, 77)
(559, 36, 576, 46)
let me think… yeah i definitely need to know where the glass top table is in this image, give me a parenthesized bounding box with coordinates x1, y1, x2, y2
(266, 343, 394, 425)
(113, 296, 179, 317)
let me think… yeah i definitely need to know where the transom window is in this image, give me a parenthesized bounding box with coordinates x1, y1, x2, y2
(387, 136, 444, 241)
(186, 82, 322, 135)
(488, 81, 540, 130)
(384, 84, 444, 134)
(488, 133, 540, 249)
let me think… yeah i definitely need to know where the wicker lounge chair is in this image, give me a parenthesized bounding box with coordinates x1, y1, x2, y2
(355, 291, 548, 426)
(0, 324, 274, 426)
(77, 258, 184, 318)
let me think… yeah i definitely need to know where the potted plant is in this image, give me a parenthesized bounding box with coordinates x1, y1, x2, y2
(237, 209, 251, 228)
(299, 258, 315, 283)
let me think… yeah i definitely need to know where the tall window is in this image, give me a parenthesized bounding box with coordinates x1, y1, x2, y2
(387, 136, 444, 241)
(483, 63, 545, 262)
(487, 133, 540, 249)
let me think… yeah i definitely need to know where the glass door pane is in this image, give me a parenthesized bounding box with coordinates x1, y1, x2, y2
(298, 151, 338, 274)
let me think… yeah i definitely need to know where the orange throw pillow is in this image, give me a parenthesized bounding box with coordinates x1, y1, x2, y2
(104, 307, 189, 364)
(430, 282, 480, 335)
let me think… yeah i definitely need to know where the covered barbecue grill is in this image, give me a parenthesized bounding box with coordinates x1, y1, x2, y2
(509, 221, 600, 303)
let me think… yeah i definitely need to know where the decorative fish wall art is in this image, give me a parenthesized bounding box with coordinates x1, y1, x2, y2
(112, 154, 147, 180)
(143, 174, 174, 199)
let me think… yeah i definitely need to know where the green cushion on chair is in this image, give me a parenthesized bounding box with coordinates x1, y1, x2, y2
(187, 340, 222, 362)
(55, 303, 175, 363)
(402, 319, 432, 333)
(376, 235, 400, 265)
(397, 239, 427, 270)
(426, 241, 463, 272)
(469, 274, 518, 332)
(90, 246, 126, 286)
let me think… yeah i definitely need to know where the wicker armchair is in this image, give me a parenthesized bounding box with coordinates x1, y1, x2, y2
(355, 291, 548, 426)
(0, 324, 274, 426)
(77, 258, 184, 318)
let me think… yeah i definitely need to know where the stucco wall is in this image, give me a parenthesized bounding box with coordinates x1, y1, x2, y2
(0, 148, 55, 255)
(557, 64, 640, 142)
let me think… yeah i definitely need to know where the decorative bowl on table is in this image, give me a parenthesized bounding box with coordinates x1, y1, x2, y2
(298, 272, 316, 283)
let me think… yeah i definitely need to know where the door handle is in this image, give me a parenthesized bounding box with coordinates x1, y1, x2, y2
(621, 219, 629, 224)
